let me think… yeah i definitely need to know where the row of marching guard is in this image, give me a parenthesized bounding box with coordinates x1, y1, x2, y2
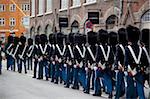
(4, 25, 150, 99)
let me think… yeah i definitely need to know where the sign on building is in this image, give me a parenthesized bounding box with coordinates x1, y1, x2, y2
(59, 17, 68, 27)
(88, 12, 99, 24)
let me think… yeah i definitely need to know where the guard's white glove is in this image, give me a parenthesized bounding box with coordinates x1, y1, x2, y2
(85, 67, 88, 71)
(124, 71, 128, 76)
(64, 64, 67, 67)
(94, 66, 98, 71)
(73, 65, 77, 68)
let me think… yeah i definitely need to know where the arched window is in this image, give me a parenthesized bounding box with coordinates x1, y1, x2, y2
(106, 15, 118, 30)
(45, 24, 52, 35)
(37, 26, 42, 34)
(71, 20, 79, 33)
(141, 10, 150, 29)
(141, 10, 150, 22)
(30, 27, 35, 37)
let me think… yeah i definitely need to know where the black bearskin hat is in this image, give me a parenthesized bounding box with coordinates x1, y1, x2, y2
(118, 28, 127, 45)
(141, 29, 149, 46)
(28, 38, 33, 45)
(20, 36, 26, 45)
(14, 37, 20, 45)
(109, 31, 118, 46)
(87, 31, 97, 45)
(68, 33, 75, 45)
(98, 29, 108, 44)
(7, 36, 14, 44)
(126, 25, 140, 43)
(49, 33, 55, 44)
(40, 34, 48, 44)
(35, 35, 41, 44)
(56, 32, 64, 45)
(74, 33, 82, 45)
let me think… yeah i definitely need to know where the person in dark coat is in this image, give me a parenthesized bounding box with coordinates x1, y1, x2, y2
(141, 29, 150, 86)
(114, 28, 127, 99)
(125, 25, 147, 99)
(33, 35, 41, 78)
(26, 38, 34, 71)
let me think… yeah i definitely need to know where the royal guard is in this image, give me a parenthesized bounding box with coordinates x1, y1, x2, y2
(97, 30, 114, 98)
(33, 35, 41, 78)
(12, 37, 20, 72)
(141, 29, 150, 86)
(49, 33, 56, 82)
(54, 32, 66, 84)
(114, 28, 127, 99)
(26, 38, 34, 71)
(17, 36, 27, 73)
(125, 25, 147, 99)
(84, 31, 97, 94)
(64, 33, 75, 88)
(38, 34, 50, 80)
(5, 36, 14, 70)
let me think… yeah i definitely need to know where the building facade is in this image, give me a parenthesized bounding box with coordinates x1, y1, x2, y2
(0, 0, 30, 43)
(30, 0, 150, 37)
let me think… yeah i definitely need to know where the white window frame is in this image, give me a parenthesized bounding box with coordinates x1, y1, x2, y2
(9, 18, 16, 26)
(21, 4, 30, 11)
(0, 18, 5, 26)
(10, 4, 16, 12)
(59, 0, 68, 11)
(46, 0, 52, 14)
(70, 0, 81, 9)
(83, 0, 97, 6)
(0, 4, 5, 12)
(38, 0, 44, 16)
(31, 0, 35, 17)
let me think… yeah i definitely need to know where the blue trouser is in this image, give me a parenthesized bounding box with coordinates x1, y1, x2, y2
(115, 71, 125, 99)
(33, 60, 38, 78)
(78, 67, 86, 90)
(50, 63, 55, 82)
(62, 64, 67, 83)
(38, 61, 43, 79)
(18, 59, 27, 73)
(126, 72, 145, 99)
(65, 65, 72, 86)
(94, 69, 102, 95)
(0, 61, 2, 74)
(27, 57, 32, 70)
(55, 62, 62, 83)
(91, 70, 95, 89)
(42, 60, 49, 78)
(72, 67, 79, 88)
(103, 69, 113, 94)
(7, 56, 14, 70)
(85, 68, 92, 92)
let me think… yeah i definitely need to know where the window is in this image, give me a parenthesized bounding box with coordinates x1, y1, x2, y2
(10, 18, 16, 26)
(10, 4, 16, 12)
(0, 18, 5, 26)
(141, 10, 150, 22)
(60, 0, 68, 9)
(46, 0, 52, 12)
(85, 0, 96, 3)
(71, 0, 80, 6)
(22, 4, 30, 11)
(38, 0, 44, 15)
(0, 4, 5, 12)
(31, 0, 35, 16)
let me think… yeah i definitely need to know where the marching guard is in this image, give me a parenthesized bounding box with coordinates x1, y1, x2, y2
(114, 28, 127, 99)
(33, 35, 40, 78)
(125, 25, 148, 99)
(26, 38, 34, 71)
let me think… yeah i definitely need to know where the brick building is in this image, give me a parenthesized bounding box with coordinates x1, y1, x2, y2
(0, 0, 30, 42)
(29, 0, 150, 37)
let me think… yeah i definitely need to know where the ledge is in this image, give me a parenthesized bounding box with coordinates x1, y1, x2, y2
(59, 8, 67, 12)
(83, 1, 97, 6)
(70, 4, 81, 9)
(37, 14, 43, 17)
(45, 11, 53, 15)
